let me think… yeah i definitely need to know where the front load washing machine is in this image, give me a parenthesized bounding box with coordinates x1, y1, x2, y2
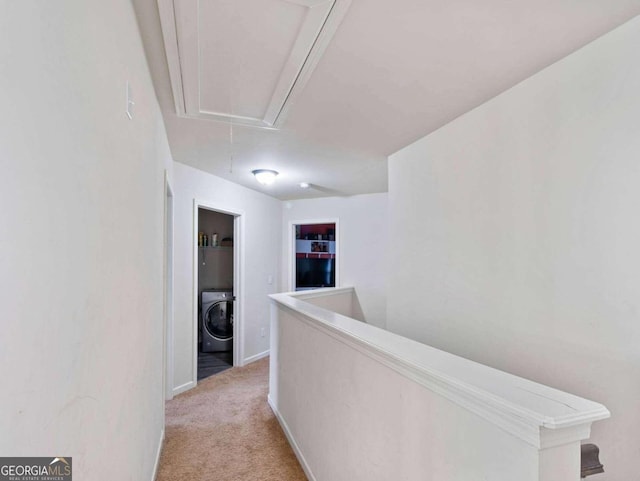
(200, 289, 233, 352)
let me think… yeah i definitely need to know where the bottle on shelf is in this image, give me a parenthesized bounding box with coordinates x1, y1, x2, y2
(212, 233, 218, 247)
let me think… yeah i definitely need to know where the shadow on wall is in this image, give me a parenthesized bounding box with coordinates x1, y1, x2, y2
(302, 184, 349, 197)
(352, 291, 366, 323)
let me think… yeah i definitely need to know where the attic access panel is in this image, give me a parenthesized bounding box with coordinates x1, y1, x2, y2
(158, 0, 351, 129)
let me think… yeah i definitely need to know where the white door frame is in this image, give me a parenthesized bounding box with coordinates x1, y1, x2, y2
(288, 218, 340, 291)
(192, 199, 245, 387)
(163, 172, 174, 401)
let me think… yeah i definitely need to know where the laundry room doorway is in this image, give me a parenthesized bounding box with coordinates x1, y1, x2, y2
(193, 201, 243, 383)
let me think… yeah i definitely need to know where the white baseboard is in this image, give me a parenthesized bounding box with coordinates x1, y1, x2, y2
(267, 395, 316, 481)
(152, 427, 165, 481)
(243, 349, 270, 365)
(172, 380, 196, 396)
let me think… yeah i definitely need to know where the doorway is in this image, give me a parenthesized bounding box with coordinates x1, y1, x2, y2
(290, 219, 339, 291)
(196, 206, 236, 381)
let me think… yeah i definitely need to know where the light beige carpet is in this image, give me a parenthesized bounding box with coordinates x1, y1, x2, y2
(156, 358, 307, 481)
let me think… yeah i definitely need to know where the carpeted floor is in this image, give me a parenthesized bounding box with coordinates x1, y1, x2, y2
(156, 357, 307, 481)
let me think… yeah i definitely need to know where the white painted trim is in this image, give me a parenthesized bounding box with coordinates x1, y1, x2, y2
(163, 172, 174, 402)
(151, 428, 165, 481)
(288, 218, 340, 292)
(188, 109, 276, 129)
(268, 395, 317, 481)
(243, 349, 270, 365)
(172, 380, 196, 397)
(540, 424, 592, 450)
(191, 201, 198, 388)
(267, 0, 352, 128)
(289, 286, 354, 300)
(284, 0, 332, 9)
(157, 0, 186, 116)
(262, 0, 335, 126)
(233, 211, 246, 367)
(269, 290, 610, 449)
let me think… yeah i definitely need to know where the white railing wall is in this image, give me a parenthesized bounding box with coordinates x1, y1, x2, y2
(268, 287, 609, 481)
(290, 286, 364, 321)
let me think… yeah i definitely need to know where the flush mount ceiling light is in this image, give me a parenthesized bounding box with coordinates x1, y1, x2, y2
(252, 169, 279, 186)
(299, 182, 310, 189)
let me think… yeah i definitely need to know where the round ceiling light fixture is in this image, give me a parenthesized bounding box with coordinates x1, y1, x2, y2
(299, 182, 310, 189)
(252, 169, 279, 185)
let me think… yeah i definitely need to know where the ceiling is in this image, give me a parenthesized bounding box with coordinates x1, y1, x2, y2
(133, 0, 640, 200)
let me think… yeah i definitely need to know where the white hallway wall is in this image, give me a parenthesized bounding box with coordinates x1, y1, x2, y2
(282, 194, 388, 328)
(0, 2, 172, 480)
(388, 17, 640, 481)
(172, 162, 282, 389)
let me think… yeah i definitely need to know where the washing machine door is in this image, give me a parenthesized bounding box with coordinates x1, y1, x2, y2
(204, 300, 233, 340)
